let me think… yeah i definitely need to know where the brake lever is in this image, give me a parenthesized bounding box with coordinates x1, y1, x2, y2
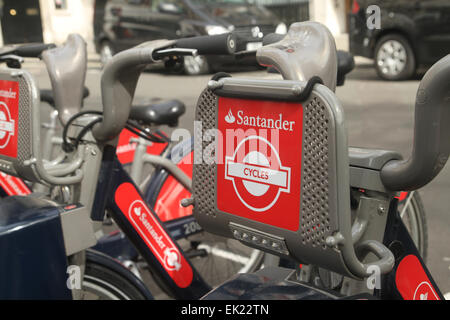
(152, 48, 198, 60)
(234, 50, 257, 59)
(0, 54, 24, 69)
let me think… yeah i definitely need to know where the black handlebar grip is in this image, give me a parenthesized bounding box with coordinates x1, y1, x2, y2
(13, 43, 56, 58)
(175, 33, 236, 55)
(262, 33, 285, 46)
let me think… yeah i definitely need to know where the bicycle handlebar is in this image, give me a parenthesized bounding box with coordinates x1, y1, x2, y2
(262, 33, 284, 46)
(256, 22, 338, 91)
(95, 40, 173, 141)
(11, 43, 56, 58)
(380, 54, 450, 191)
(261, 28, 450, 193)
(261, 32, 354, 87)
(95, 34, 236, 141)
(174, 33, 236, 55)
(0, 43, 56, 58)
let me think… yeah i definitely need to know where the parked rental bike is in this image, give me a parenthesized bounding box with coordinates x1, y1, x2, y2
(0, 36, 266, 294)
(189, 22, 448, 299)
(90, 38, 428, 287)
(0, 21, 444, 300)
(0, 30, 273, 299)
(0, 35, 429, 273)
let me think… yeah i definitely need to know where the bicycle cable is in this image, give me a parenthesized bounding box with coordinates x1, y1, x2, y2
(62, 110, 171, 153)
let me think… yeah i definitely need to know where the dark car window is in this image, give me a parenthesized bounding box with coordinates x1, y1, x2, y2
(123, 0, 182, 14)
(126, 0, 150, 5)
(189, 0, 272, 19)
(191, 0, 253, 5)
(122, 0, 184, 14)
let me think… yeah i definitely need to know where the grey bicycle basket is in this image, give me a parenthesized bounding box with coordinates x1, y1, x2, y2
(191, 76, 372, 278)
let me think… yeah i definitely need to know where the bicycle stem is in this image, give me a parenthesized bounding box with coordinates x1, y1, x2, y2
(94, 40, 175, 142)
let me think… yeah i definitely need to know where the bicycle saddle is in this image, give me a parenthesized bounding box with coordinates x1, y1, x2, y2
(337, 51, 355, 86)
(129, 99, 186, 127)
(257, 21, 337, 91)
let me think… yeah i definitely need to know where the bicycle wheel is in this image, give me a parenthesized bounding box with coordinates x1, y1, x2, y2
(398, 191, 428, 260)
(81, 251, 152, 300)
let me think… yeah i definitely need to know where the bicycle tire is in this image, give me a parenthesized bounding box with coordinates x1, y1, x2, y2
(398, 191, 428, 261)
(81, 250, 153, 300)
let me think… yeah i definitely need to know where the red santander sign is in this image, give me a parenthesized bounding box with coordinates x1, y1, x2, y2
(0, 80, 19, 158)
(115, 183, 193, 288)
(216, 97, 303, 232)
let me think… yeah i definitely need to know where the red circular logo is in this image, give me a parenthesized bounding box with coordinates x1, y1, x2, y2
(0, 102, 15, 149)
(225, 135, 291, 212)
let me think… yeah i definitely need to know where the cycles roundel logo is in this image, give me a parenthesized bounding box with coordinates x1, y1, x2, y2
(0, 102, 15, 148)
(225, 135, 290, 212)
(0, 80, 19, 158)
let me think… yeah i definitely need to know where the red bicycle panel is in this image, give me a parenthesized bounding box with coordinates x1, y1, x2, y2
(216, 97, 303, 232)
(395, 254, 441, 300)
(115, 182, 193, 288)
(0, 172, 31, 196)
(0, 80, 19, 159)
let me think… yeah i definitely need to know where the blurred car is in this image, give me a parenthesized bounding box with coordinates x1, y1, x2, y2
(349, 0, 450, 80)
(93, 0, 287, 74)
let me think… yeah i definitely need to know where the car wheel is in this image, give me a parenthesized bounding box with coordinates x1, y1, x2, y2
(100, 41, 114, 67)
(183, 55, 210, 75)
(374, 34, 415, 81)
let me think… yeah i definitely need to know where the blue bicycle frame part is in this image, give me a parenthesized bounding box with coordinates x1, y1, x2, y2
(0, 196, 71, 299)
(92, 145, 211, 299)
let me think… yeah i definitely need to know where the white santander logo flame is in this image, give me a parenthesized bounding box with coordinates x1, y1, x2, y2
(225, 109, 235, 124)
